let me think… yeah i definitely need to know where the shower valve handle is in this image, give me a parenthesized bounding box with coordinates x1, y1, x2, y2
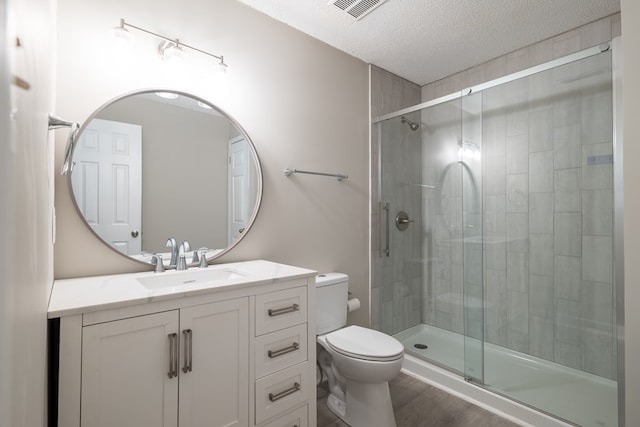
(395, 211, 413, 231)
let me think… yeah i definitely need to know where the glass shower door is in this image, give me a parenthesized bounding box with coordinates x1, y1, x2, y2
(378, 94, 485, 381)
(478, 51, 617, 427)
(461, 91, 484, 383)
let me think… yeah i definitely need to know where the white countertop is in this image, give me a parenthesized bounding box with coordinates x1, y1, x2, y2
(48, 260, 316, 318)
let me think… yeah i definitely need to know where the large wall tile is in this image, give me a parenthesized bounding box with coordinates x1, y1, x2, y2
(554, 212, 582, 256)
(529, 192, 554, 234)
(583, 236, 613, 284)
(554, 255, 582, 300)
(554, 168, 582, 212)
(529, 151, 554, 192)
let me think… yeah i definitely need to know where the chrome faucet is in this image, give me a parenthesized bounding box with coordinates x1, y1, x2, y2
(166, 237, 178, 266)
(151, 254, 166, 273)
(176, 241, 191, 271)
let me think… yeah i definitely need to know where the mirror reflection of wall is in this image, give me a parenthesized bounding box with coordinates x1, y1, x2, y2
(95, 95, 229, 253)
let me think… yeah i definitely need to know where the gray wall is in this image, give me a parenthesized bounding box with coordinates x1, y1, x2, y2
(54, 0, 371, 327)
(0, 0, 55, 425)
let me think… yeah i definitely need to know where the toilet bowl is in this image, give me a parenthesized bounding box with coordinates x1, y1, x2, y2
(315, 273, 404, 427)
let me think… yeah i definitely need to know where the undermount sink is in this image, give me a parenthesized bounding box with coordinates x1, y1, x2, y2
(136, 267, 249, 290)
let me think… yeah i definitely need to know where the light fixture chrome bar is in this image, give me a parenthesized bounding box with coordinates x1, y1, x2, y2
(283, 168, 348, 182)
(373, 42, 611, 124)
(118, 18, 227, 66)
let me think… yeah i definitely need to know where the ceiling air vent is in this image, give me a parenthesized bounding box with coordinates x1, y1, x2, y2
(329, 0, 388, 20)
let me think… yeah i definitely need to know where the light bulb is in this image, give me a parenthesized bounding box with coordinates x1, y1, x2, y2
(111, 21, 132, 58)
(160, 41, 184, 63)
(217, 59, 228, 74)
(159, 40, 187, 85)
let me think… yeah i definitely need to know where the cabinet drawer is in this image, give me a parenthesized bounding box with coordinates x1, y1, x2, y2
(255, 362, 310, 424)
(256, 324, 308, 378)
(255, 287, 307, 336)
(261, 405, 307, 427)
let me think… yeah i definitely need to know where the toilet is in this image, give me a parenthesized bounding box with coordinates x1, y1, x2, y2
(315, 273, 404, 427)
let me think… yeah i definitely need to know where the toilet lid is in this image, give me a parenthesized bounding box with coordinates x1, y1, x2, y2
(325, 325, 404, 361)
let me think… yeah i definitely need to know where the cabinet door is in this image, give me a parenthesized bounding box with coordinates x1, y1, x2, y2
(81, 311, 179, 427)
(179, 298, 249, 427)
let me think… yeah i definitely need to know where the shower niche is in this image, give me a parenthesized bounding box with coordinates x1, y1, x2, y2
(374, 43, 619, 427)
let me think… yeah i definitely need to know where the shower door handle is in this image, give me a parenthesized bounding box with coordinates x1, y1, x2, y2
(383, 202, 390, 257)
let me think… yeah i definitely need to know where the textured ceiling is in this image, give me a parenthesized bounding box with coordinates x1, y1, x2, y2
(235, 0, 620, 86)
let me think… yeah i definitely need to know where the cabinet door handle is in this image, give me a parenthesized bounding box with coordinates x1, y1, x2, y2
(167, 333, 178, 378)
(268, 382, 301, 402)
(268, 342, 300, 359)
(182, 329, 193, 373)
(268, 304, 299, 317)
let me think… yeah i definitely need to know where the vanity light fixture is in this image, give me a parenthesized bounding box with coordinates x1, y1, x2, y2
(158, 40, 185, 63)
(112, 18, 228, 73)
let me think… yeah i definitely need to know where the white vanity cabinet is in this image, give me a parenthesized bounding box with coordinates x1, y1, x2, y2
(49, 261, 317, 427)
(76, 298, 249, 427)
(179, 299, 249, 427)
(80, 311, 180, 427)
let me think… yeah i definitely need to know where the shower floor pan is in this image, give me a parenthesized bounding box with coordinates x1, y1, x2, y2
(395, 324, 617, 427)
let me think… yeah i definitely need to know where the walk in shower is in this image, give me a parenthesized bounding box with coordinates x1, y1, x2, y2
(373, 41, 621, 427)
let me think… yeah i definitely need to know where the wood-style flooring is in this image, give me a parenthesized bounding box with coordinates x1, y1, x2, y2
(317, 373, 521, 427)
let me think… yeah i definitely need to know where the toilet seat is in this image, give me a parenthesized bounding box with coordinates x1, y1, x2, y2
(325, 325, 404, 362)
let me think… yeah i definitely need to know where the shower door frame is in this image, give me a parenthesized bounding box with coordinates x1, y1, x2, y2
(371, 37, 625, 426)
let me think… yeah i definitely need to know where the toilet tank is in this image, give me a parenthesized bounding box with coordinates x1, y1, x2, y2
(315, 273, 349, 335)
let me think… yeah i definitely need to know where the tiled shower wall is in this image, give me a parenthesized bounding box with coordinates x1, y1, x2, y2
(480, 53, 614, 378)
(370, 66, 421, 334)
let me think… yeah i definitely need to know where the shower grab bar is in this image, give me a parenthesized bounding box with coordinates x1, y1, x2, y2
(383, 202, 390, 257)
(48, 114, 80, 176)
(284, 168, 348, 182)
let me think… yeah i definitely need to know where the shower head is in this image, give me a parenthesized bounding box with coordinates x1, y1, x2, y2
(401, 116, 420, 131)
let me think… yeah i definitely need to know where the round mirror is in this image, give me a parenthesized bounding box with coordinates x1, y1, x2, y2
(68, 89, 262, 267)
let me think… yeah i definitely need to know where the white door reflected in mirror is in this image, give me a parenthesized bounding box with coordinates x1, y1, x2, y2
(71, 118, 142, 255)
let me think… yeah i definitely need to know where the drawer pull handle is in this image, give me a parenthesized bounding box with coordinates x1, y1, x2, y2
(268, 303, 299, 317)
(268, 382, 301, 402)
(268, 342, 300, 359)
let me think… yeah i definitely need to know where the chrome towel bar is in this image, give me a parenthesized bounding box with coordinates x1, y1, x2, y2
(284, 168, 348, 181)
